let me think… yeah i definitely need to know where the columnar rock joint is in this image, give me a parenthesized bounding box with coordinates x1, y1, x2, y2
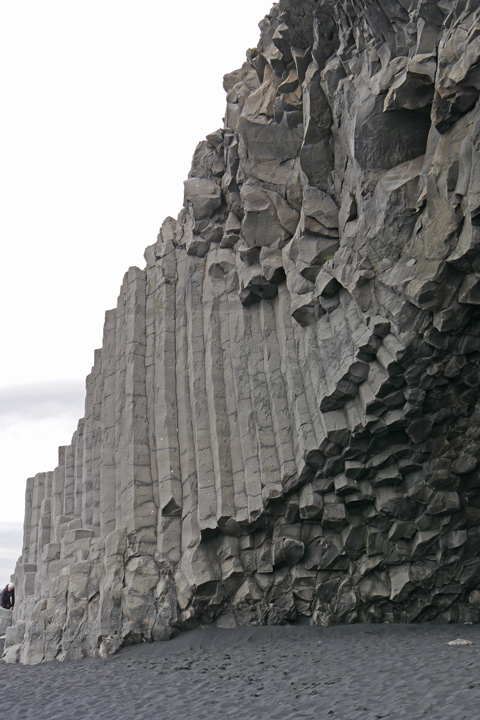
(6, 0, 480, 663)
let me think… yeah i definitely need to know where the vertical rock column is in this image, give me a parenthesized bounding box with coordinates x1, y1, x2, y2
(227, 295, 264, 525)
(145, 234, 182, 566)
(9, 471, 50, 664)
(73, 420, 85, 519)
(28, 473, 46, 564)
(175, 252, 200, 555)
(36, 471, 53, 567)
(21, 477, 35, 562)
(246, 301, 284, 504)
(220, 290, 249, 529)
(52, 449, 66, 541)
(91, 348, 104, 532)
(63, 446, 75, 518)
(100, 309, 117, 536)
(34, 471, 54, 601)
(185, 259, 218, 538)
(203, 275, 235, 532)
(82, 374, 94, 529)
(115, 267, 159, 642)
(275, 284, 325, 476)
(115, 267, 155, 548)
(19, 472, 47, 604)
(258, 299, 298, 492)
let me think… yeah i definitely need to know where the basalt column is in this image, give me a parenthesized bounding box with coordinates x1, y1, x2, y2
(6, 0, 480, 664)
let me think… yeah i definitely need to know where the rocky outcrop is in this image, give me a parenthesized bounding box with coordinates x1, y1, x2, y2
(6, 0, 480, 663)
(0, 609, 12, 637)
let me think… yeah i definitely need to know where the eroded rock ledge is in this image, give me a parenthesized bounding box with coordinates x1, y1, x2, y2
(6, 0, 480, 663)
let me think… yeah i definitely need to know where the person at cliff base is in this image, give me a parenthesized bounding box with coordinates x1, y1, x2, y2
(0, 582, 15, 609)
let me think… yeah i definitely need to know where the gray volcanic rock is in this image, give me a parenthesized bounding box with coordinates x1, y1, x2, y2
(0, 609, 12, 636)
(6, 0, 480, 663)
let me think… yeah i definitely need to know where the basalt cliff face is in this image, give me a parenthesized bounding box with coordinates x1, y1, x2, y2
(6, 0, 480, 664)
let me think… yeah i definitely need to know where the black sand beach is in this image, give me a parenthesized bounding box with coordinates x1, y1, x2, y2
(1, 623, 480, 720)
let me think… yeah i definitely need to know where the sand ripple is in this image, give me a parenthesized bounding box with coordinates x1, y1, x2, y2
(2, 624, 480, 719)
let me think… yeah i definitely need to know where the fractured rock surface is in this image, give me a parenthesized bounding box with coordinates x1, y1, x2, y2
(6, 0, 480, 663)
(0, 610, 12, 637)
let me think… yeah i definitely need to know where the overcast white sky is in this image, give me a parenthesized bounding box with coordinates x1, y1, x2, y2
(0, 0, 274, 580)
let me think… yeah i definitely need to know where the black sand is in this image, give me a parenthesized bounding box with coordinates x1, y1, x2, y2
(1, 624, 480, 719)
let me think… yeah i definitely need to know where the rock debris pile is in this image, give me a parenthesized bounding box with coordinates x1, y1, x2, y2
(5, 0, 480, 663)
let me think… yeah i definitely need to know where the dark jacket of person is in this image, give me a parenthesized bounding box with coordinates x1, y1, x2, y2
(0, 584, 14, 609)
